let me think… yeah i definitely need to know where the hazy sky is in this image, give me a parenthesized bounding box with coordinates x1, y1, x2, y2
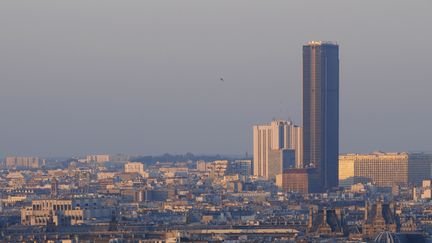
(1, 1, 431, 157)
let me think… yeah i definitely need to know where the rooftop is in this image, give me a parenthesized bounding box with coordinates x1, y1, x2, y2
(305, 41, 338, 46)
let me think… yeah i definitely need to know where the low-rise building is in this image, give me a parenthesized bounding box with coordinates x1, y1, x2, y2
(124, 162, 148, 177)
(21, 198, 114, 226)
(5, 156, 41, 169)
(276, 168, 320, 194)
(86, 154, 110, 163)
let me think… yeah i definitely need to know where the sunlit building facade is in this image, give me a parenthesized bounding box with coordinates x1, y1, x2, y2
(5, 156, 41, 169)
(21, 199, 114, 226)
(276, 168, 320, 194)
(253, 120, 302, 180)
(86, 154, 110, 163)
(339, 152, 432, 188)
(124, 162, 148, 177)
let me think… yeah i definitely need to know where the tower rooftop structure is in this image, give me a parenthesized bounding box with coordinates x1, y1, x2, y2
(306, 40, 338, 46)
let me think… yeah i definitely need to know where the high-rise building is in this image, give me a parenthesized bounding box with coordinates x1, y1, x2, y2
(253, 120, 302, 180)
(303, 41, 339, 190)
(287, 123, 303, 167)
(339, 152, 432, 188)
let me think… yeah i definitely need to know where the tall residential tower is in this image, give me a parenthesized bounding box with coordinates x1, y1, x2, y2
(253, 120, 302, 180)
(303, 41, 339, 190)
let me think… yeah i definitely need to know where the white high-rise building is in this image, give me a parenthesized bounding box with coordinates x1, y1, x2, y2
(253, 120, 303, 180)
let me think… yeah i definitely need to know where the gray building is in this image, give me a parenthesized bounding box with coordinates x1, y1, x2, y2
(230, 160, 253, 177)
(303, 41, 339, 191)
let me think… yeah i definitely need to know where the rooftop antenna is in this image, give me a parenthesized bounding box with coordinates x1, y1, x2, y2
(279, 100, 283, 119)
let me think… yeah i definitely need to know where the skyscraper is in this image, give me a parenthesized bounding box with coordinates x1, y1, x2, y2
(253, 120, 302, 180)
(303, 41, 339, 190)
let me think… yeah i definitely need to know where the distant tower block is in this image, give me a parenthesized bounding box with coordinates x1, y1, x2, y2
(303, 41, 339, 191)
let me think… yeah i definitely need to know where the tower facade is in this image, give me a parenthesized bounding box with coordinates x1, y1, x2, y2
(303, 41, 339, 190)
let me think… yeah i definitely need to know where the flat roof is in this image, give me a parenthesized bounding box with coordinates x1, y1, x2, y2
(305, 41, 338, 46)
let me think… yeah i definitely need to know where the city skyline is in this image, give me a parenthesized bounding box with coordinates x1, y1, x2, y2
(2, 2, 432, 241)
(1, 1, 432, 157)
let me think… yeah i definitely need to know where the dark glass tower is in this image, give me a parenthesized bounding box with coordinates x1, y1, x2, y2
(303, 41, 339, 191)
